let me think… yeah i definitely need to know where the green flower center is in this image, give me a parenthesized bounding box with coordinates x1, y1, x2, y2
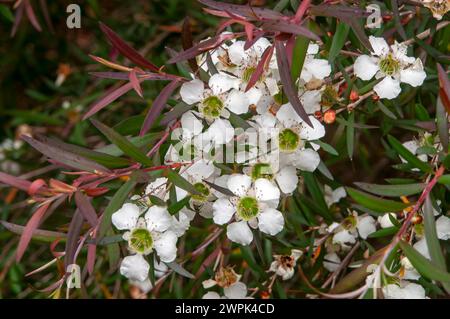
(342, 216, 357, 230)
(201, 96, 223, 118)
(237, 196, 259, 221)
(251, 163, 274, 180)
(129, 228, 153, 254)
(379, 54, 400, 76)
(191, 182, 210, 202)
(242, 66, 257, 83)
(278, 128, 300, 152)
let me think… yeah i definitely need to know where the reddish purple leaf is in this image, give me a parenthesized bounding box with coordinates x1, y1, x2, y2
(0, 172, 32, 192)
(64, 210, 84, 268)
(74, 191, 99, 227)
(16, 202, 51, 262)
(11, 3, 24, 37)
(437, 63, 450, 113)
(309, 4, 370, 19)
(275, 40, 312, 127)
(294, 0, 311, 23)
(39, 0, 54, 33)
(99, 23, 159, 72)
(83, 82, 136, 120)
(182, 17, 199, 73)
(89, 71, 179, 81)
(87, 238, 97, 275)
(168, 32, 238, 64)
(129, 69, 143, 98)
(261, 21, 320, 41)
(140, 80, 181, 136)
(24, 0, 42, 32)
(1, 220, 67, 240)
(245, 45, 274, 92)
(198, 0, 283, 21)
(22, 135, 110, 174)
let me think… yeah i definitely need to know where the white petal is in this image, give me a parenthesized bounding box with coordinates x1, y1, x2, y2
(180, 79, 204, 104)
(245, 87, 263, 106)
(254, 178, 280, 201)
(276, 103, 302, 127)
(436, 216, 450, 240)
(300, 90, 322, 114)
(275, 166, 298, 194)
(302, 59, 331, 81)
(153, 231, 178, 263)
(377, 213, 397, 229)
(333, 230, 356, 245)
(307, 43, 319, 55)
(144, 206, 172, 232)
(383, 283, 426, 299)
(120, 254, 149, 282)
(185, 159, 215, 180)
(354, 55, 379, 81)
(227, 174, 252, 197)
(225, 89, 250, 114)
(258, 208, 284, 236)
(212, 198, 236, 225)
(227, 221, 253, 245)
(369, 36, 390, 56)
(175, 186, 189, 202)
(181, 111, 203, 138)
(292, 149, 321, 172)
(209, 73, 239, 95)
(252, 37, 271, 57)
(130, 278, 153, 293)
(413, 238, 430, 259)
(224, 282, 247, 299)
(145, 177, 168, 198)
(212, 175, 231, 198)
(400, 60, 426, 87)
(323, 252, 341, 272)
(228, 41, 246, 65)
(203, 291, 222, 299)
(112, 203, 140, 230)
(357, 216, 376, 239)
(300, 116, 325, 140)
(374, 76, 401, 100)
(204, 118, 234, 145)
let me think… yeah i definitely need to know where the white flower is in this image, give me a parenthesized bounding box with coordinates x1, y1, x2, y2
(401, 140, 428, 164)
(400, 257, 421, 280)
(202, 282, 250, 299)
(269, 249, 303, 280)
(383, 282, 427, 299)
(145, 177, 169, 201)
(324, 186, 347, 207)
(170, 208, 196, 237)
(354, 36, 426, 99)
(112, 204, 178, 263)
(356, 215, 377, 239)
(212, 174, 284, 245)
(274, 103, 325, 172)
(378, 213, 397, 229)
(120, 254, 150, 282)
(332, 213, 376, 247)
(423, 0, 449, 20)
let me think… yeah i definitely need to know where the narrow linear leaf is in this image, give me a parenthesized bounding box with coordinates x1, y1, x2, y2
(387, 135, 433, 173)
(16, 203, 51, 262)
(399, 241, 450, 283)
(245, 45, 274, 92)
(166, 169, 200, 195)
(275, 40, 312, 127)
(167, 261, 195, 279)
(91, 119, 153, 167)
(64, 210, 84, 268)
(328, 22, 350, 63)
(290, 35, 310, 82)
(74, 191, 99, 227)
(346, 187, 409, 213)
(1, 220, 67, 242)
(99, 22, 159, 72)
(140, 80, 181, 136)
(354, 182, 425, 197)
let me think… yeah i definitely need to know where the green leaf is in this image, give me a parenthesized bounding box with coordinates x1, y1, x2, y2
(168, 196, 191, 215)
(96, 132, 161, 157)
(377, 101, 397, 119)
(423, 196, 450, 293)
(313, 140, 338, 156)
(166, 169, 200, 195)
(354, 182, 425, 197)
(436, 97, 449, 152)
(328, 21, 350, 63)
(387, 135, 433, 173)
(346, 188, 409, 213)
(367, 226, 398, 238)
(99, 175, 137, 238)
(438, 175, 450, 185)
(399, 241, 450, 283)
(91, 119, 153, 167)
(346, 112, 355, 160)
(166, 261, 195, 279)
(291, 35, 310, 82)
